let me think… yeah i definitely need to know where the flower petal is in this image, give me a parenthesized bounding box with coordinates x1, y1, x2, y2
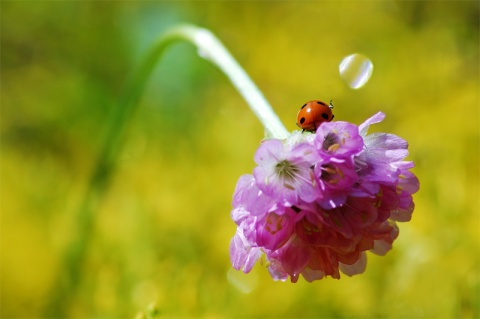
(256, 210, 295, 250)
(302, 268, 325, 282)
(359, 111, 385, 136)
(254, 139, 285, 166)
(230, 231, 261, 273)
(232, 174, 275, 217)
(339, 252, 367, 276)
(315, 121, 364, 159)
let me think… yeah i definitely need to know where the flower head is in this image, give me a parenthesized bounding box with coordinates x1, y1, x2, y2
(230, 112, 419, 282)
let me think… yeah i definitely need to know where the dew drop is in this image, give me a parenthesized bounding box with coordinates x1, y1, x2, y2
(339, 53, 373, 89)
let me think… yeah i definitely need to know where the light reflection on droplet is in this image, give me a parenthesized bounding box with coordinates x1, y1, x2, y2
(339, 53, 374, 89)
(227, 267, 258, 294)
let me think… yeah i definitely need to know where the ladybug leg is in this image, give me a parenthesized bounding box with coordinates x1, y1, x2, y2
(329, 100, 334, 108)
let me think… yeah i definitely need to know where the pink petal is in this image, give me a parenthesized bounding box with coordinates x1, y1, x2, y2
(254, 139, 284, 165)
(267, 259, 289, 281)
(230, 232, 261, 273)
(359, 112, 385, 136)
(390, 200, 414, 222)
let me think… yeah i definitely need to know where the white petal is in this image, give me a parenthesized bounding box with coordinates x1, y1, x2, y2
(301, 268, 325, 282)
(370, 239, 392, 256)
(339, 252, 367, 276)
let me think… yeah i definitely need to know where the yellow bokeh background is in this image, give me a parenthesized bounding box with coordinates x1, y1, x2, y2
(1, 1, 478, 318)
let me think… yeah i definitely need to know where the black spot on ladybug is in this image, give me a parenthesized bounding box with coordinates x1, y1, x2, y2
(300, 117, 306, 124)
(301, 103, 307, 109)
(317, 101, 327, 106)
(321, 113, 329, 120)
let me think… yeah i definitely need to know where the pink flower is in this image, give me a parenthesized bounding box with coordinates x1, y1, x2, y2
(229, 112, 419, 282)
(315, 121, 364, 160)
(253, 139, 320, 205)
(314, 160, 358, 209)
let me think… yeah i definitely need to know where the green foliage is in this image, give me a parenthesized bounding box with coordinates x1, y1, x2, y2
(1, 1, 478, 318)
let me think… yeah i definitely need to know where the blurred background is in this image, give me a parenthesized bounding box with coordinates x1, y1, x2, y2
(1, 1, 479, 318)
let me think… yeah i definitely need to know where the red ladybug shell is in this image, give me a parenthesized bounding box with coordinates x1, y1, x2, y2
(296, 100, 334, 132)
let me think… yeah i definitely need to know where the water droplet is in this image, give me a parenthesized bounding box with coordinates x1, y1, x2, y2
(339, 53, 373, 89)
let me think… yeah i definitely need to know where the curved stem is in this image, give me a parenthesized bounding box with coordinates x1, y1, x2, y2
(183, 25, 290, 139)
(103, 25, 289, 178)
(101, 24, 289, 194)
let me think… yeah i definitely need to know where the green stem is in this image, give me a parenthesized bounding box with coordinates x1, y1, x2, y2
(46, 24, 288, 317)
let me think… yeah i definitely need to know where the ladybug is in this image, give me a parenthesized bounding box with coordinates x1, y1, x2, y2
(296, 100, 334, 132)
